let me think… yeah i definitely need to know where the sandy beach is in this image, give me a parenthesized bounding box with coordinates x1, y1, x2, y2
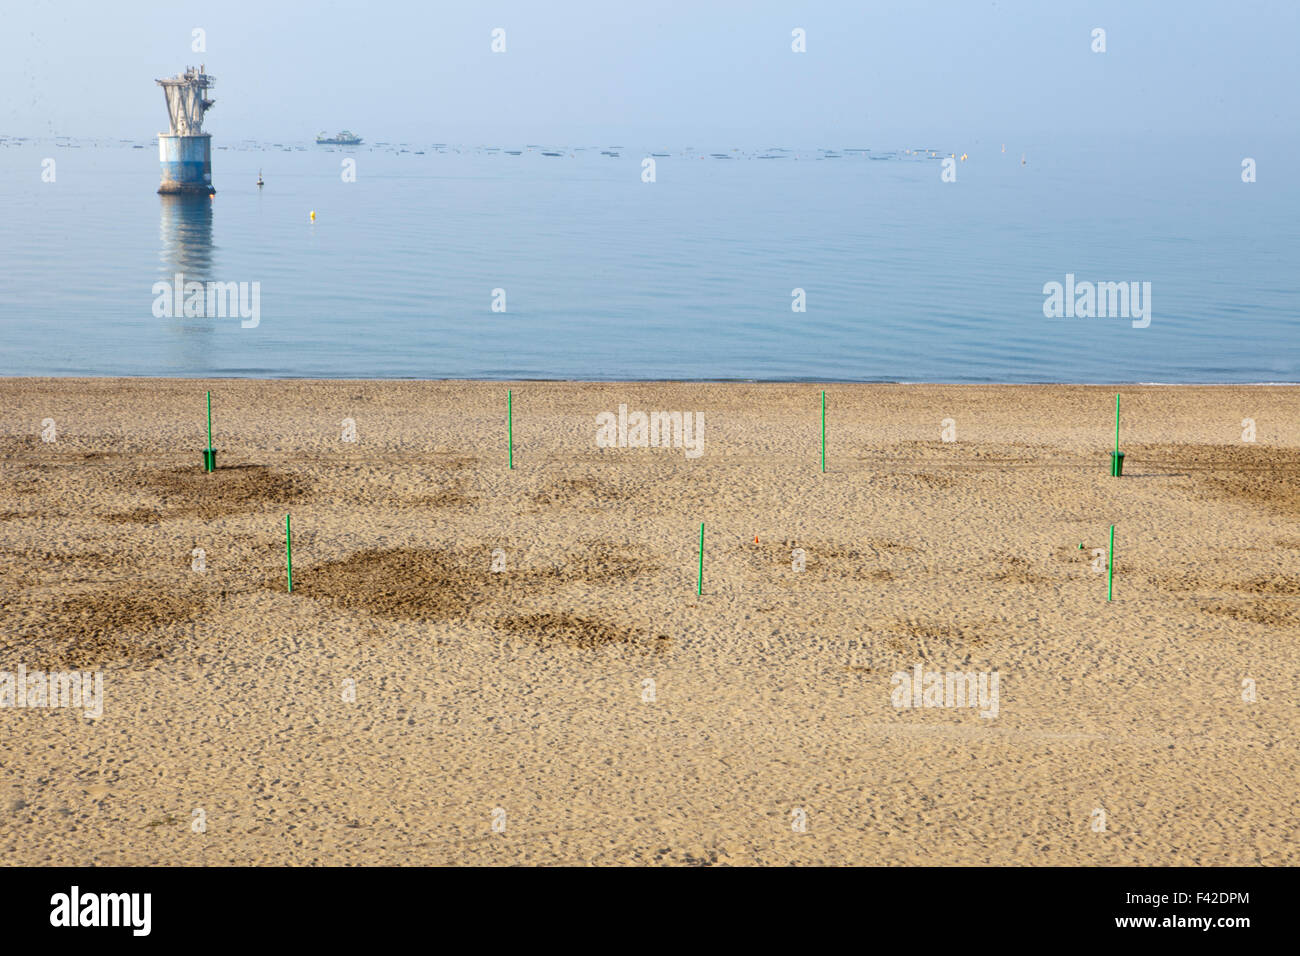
(1, 378, 1297, 865)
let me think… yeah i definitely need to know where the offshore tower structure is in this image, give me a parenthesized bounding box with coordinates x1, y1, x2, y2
(156, 65, 216, 194)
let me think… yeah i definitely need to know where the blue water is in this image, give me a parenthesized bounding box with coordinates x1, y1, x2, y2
(1, 136, 1297, 382)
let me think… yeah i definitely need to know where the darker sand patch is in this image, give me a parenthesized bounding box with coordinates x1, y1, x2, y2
(0, 548, 139, 587)
(291, 542, 657, 622)
(0, 436, 122, 462)
(3, 460, 308, 522)
(136, 464, 311, 520)
(429, 455, 476, 471)
(866, 538, 919, 553)
(408, 459, 478, 507)
(411, 487, 477, 508)
(561, 541, 656, 582)
(0, 435, 41, 454)
(894, 472, 959, 489)
(989, 552, 1055, 585)
(1137, 443, 1300, 516)
(889, 440, 1052, 461)
(102, 507, 163, 524)
(494, 612, 668, 651)
(292, 548, 493, 621)
(1201, 600, 1300, 628)
(531, 475, 638, 508)
(15, 588, 209, 668)
(1233, 576, 1300, 596)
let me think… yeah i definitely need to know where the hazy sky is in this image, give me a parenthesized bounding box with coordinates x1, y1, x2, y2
(3, 0, 1296, 145)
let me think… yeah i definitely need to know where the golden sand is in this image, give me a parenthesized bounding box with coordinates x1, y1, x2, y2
(1, 379, 1297, 864)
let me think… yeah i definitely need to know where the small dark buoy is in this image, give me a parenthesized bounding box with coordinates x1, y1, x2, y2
(257, 168, 264, 187)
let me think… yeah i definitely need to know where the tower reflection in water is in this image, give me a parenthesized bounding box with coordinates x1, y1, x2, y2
(157, 195, 219, 368)
(159, 193, 215, 279)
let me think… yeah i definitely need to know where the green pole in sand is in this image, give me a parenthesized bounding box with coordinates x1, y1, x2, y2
(697, 522, 704, 595)
(1107, 524, 1114, 601)
(1110, 392, 1124, 477)
(508, 390, 514, 470)
(1114, 393, 1120, 458)
(285, 513, 293, 593)
(821, 390, 826, 473)
(205, 391, 214, 472)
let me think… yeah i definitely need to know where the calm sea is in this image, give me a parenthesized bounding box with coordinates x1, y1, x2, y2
(1, 136, 1296, 382)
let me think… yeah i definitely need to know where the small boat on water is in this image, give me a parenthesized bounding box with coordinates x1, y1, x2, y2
(316, 130, 362, 145)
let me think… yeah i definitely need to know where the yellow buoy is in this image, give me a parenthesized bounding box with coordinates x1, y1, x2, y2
(309, 210, 315, 221)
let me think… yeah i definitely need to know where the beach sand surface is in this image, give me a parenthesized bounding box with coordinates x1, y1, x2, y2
(1, 379, 1297, 865)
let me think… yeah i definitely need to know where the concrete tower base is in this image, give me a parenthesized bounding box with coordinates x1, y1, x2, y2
(158, 133, 215, 195)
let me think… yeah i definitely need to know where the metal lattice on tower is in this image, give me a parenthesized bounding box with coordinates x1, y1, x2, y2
(156, 65, 215, 136)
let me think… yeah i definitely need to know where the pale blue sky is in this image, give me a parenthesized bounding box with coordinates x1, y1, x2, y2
(3, 0, 1296, 146)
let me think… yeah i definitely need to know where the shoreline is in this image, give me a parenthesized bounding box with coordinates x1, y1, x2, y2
(4, 375, 1299, 386)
